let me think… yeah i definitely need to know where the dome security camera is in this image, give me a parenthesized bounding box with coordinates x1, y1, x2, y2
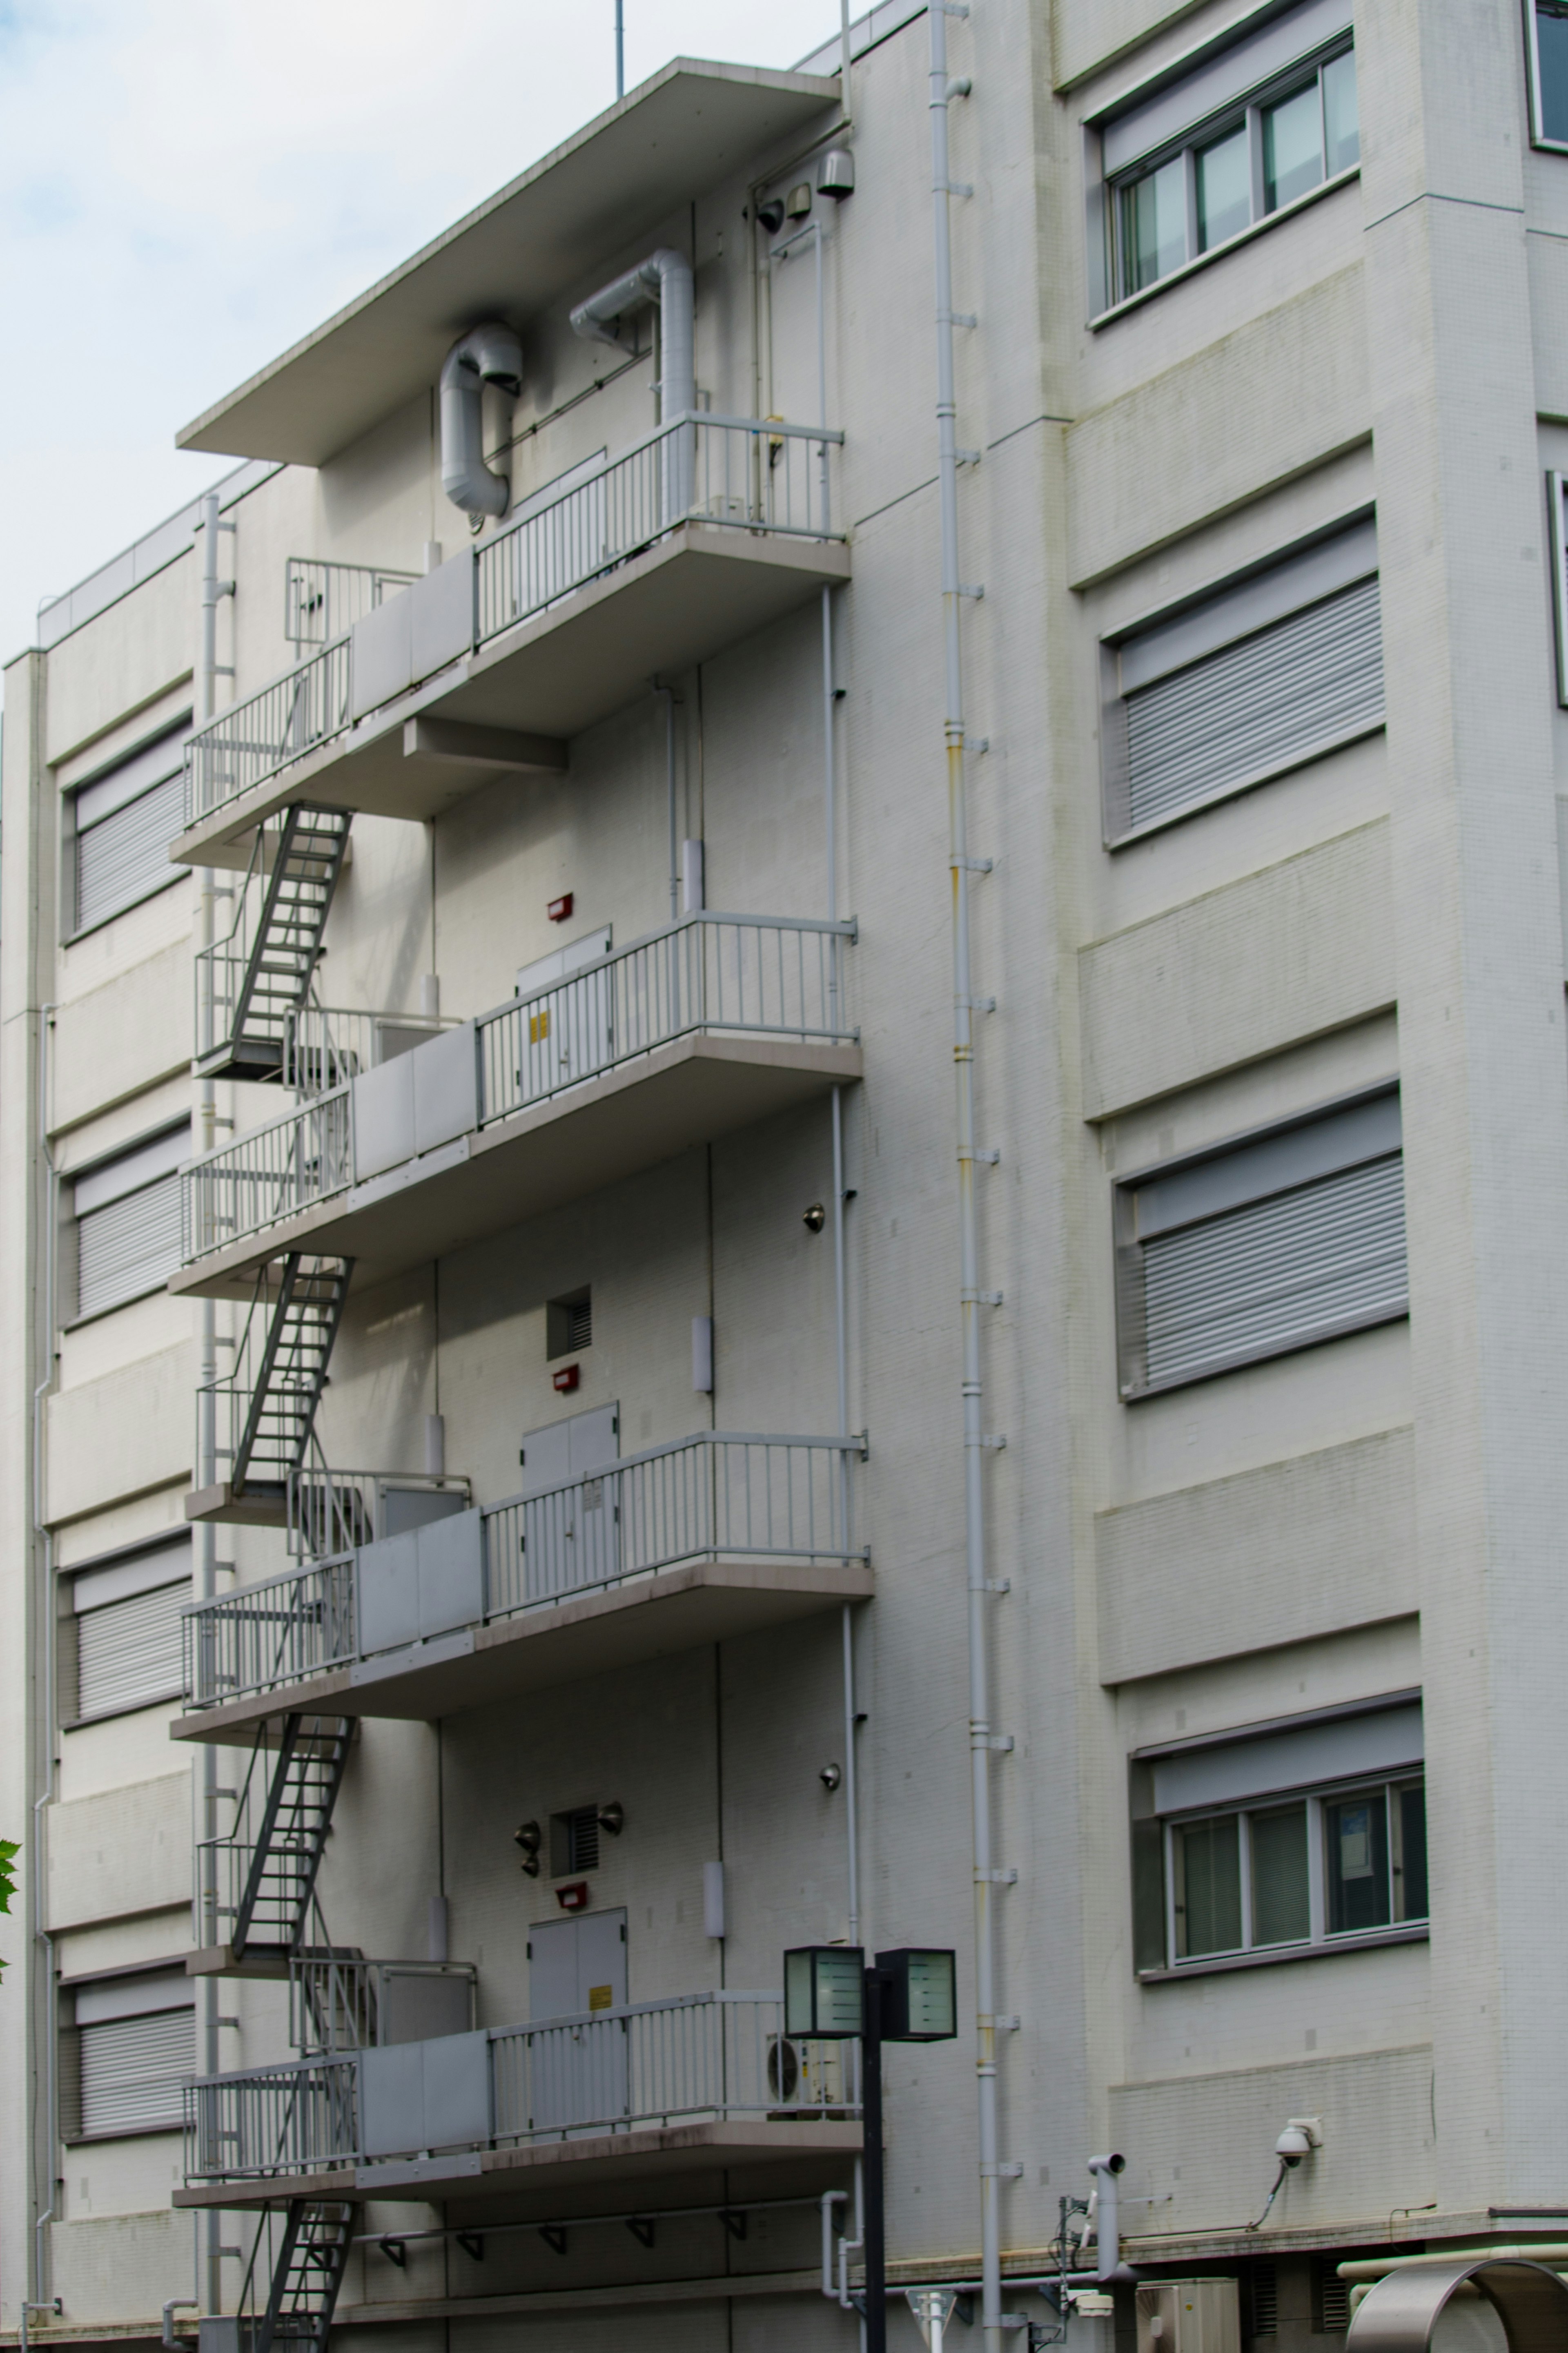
(1275, 2117, 1323, 2166)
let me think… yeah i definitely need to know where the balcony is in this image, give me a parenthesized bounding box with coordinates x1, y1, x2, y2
(175, 1430, 870, 1746)
(172, 912, 860, 1300)
(172, 415, 849, 868)
(177, 1990, 860, 2211)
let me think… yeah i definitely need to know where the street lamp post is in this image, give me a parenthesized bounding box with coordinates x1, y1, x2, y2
(785, 1945, 960, 2353)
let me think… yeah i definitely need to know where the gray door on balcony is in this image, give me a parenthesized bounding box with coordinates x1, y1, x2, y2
(514, 927, 613, 1097)
(528, 1909, 628, 2133)
(518, 1402, 619, 1604)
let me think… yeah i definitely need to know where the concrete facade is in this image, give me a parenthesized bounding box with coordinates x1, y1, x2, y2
(4, 1, 1567, 2349)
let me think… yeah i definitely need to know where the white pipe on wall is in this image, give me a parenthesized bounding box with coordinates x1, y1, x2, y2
(570, 250, 694, 424)
(925, 10, 1007, 2349)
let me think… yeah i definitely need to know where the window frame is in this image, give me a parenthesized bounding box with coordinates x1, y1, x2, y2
(1085, 0, 1359, 321)
(1099, 510, 1382, 846)
(1161, 1775, 1427, 1971)
(1113, 1084, 1406, 1399)
(61, 714, 191, 945)
(1130, 1696, 1429, 1980)
(67, 1117, 191, 1327)
(58, 1958, 196, 2143)
(62, 1534, 193, 1728)
(1526, 0, 1568, 150)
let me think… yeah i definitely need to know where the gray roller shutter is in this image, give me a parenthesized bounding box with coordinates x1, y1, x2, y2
(1124, 576, 1384, 831)
(1140, 1154, 1406, 1390)
(74, 749, 187, 934)
(76, 1171, 184, 1318)
(78, 2007, 193, 2136)
(76, 1576, 189, 1720)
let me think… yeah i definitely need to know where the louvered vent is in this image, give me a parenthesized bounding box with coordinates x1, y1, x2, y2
(79, 2007, 194, 2136)
(77, 1173, 183, 1320)
(1125, 577, 1384, 831)
(77, 1579, 189, 1721)
(1141, 1155, 1407, 1391)
(76, 770, 185, 932)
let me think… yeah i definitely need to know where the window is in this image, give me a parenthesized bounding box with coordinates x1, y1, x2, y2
(1528, 0, 1568, 146)
(1102, 518, 1384, 841)
(1094, 0, 1358, 310)
(67, 1968, 194, 2138)
(1114, 1090, 1406, 1397)
(1130, 1699, 1428, 1974)
(69, 1538, 191, 1722)
(67, 718, 190, 936)
(73, 1122, 189, 1320)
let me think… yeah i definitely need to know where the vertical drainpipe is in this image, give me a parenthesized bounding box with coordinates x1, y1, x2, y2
(196, 490, 229, 2320)
(31, 978, 58, 2315)
(927, 11, 1005, 2351)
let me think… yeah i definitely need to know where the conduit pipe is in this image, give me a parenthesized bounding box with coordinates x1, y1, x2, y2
(29, 990, 58, 2316)
(926, 10, 1006, 2351)
(440, 323, 523, 519)
(570, 250, 695, 424)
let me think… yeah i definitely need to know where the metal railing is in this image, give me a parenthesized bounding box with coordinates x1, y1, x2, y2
(180, 913, 854, 1264)
(286, 558, 417, 652)
(186, 1990, 853, 2179)
(481, 910, 854, 1124)
(183, 1084, 352, 1262)
(181, 413, 841, 829)
(182, 1431, 864, 1710)
(283, 1003, 451, 1096)
(186, 638, 352, 826)
(290, 1956, 477, 2056)
(474, 412, 842, 647)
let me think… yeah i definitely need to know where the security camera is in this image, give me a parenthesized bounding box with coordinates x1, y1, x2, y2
(1275, 2117, 1323, 2166)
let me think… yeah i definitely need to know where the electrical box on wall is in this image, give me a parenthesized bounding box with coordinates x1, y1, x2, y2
(1136, 2281, 1241, 2353)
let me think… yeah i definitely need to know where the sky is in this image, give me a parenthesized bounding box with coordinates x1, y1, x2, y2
(0, 0, 853, 663)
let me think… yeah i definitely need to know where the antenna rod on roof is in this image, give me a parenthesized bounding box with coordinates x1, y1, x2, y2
(615, 2, 624, 100)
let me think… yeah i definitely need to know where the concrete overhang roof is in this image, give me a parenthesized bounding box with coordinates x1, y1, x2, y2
(177, 59, 840, 467)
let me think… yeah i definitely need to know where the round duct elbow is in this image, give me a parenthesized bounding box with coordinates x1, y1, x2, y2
(440, 323, 523, 520)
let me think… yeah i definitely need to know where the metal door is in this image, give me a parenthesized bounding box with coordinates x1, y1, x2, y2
(519, 1403, 620, 1604)
(514, 928, 613, 1099)
(528, 1910, 628, 2133)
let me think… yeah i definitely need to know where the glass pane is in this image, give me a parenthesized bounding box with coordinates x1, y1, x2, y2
(1120, 157, 1187, 294)
(1396, 1782, 1429, 1921)
(1175, 1815, 1242, 1957)
(1326, 1790, 1390, 1933)
(1539, 2, 1568, 141)
(1196, 125, 1251, 250)
(1322, 51, 1360, 174)
(1250, 1804, 1310, 1945)
(1263, 82, 1325, 211)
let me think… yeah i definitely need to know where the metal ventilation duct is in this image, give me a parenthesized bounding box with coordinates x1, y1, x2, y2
(440, 322, 523, 518)
(569, 249, 695, 424)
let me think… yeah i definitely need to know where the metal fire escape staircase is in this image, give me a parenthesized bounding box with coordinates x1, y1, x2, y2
(219, 1254, 354, 1524)
(230, 1713, 354, 1965)
(198, 806, 352, 1083)
(247, 2199, 356, 2353)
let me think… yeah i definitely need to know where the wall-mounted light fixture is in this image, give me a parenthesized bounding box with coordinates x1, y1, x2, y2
(514, 1820, 542, 1878)
(756, 196, 786, 234)
(820, 1762, 842, 1791)
(803, 1202, 826, 1233)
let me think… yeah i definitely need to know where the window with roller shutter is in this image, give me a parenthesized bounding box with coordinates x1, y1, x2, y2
(70, 1537, 191, 1722)
(72, 1122, 189, 1321)
(1114, 1088, 1407, 1398)
(1101, 519, 1385, 842)
(66, 716, 191, 936)
(69, 1967, 195, 2139)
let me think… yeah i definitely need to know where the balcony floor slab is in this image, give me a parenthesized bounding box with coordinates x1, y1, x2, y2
(172, 526, 851, 870)
(172, 1554, 874, 1745)
(170, 1030, 862, 1301)
(174, 2118, 863, 2212)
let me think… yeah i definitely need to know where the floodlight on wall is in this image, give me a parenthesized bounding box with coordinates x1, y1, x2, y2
(514, 1820, 542, 1878)
(597, 1801, 625, 1837)
(756, 196, 786, 234)
(820, 1762, 842, 1791)
(803, 1202, 826, 1233)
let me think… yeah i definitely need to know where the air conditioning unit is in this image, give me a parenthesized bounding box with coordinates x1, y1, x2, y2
(1136, 2280, 1241, 2353)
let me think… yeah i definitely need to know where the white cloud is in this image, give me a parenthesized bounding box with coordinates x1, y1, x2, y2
(0, 0, 852, 662)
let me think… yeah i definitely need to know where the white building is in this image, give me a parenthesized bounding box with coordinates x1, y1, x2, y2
(5, 1, 1568, 2349)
